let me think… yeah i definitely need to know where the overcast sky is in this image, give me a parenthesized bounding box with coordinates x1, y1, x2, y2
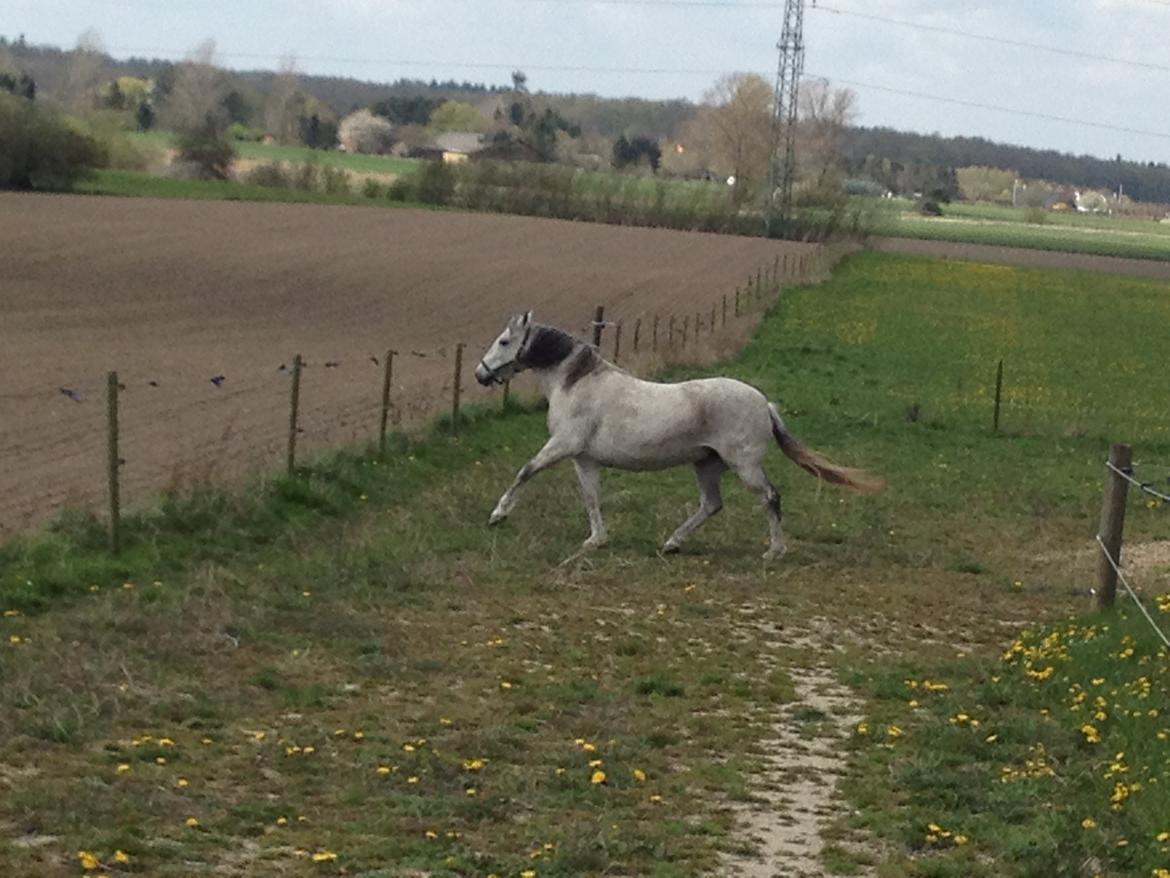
(6, 0, 1169, 163)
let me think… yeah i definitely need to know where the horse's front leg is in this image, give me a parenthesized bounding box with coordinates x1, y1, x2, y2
(489, 435, 577, 525)
(573, 456, 608, 549)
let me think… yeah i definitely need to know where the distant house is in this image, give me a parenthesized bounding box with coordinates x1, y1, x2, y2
(409, 131, 485, 163)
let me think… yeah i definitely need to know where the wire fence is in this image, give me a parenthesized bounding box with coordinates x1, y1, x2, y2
(37, 248, 829, 554)
(1093, 445, 1170, 649)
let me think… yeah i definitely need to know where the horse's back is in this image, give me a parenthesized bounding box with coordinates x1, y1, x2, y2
(566, 372, 771, 470)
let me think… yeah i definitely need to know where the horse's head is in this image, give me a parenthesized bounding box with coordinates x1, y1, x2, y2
(475, 311, 533, 386)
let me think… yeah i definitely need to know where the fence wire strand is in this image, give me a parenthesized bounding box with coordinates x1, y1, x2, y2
(1106, 459, 1170, 504)
(1094, 533, 1170, 650)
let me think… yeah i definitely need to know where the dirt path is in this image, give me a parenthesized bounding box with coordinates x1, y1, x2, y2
(870, 236, 1170, 279)
(724, 608, 872, 878)
(0, 193, 813, 537)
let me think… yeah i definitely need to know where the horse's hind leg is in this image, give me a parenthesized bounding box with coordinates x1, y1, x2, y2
(663, 454, 727, 554)
(732, 462, 786, 561)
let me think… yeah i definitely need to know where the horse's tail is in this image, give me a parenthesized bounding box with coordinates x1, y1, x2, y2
(768, 404, 886, 494)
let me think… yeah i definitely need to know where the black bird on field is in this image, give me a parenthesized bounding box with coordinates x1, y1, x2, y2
(60, 387, 82, 403)
(210, 375, 226, 387)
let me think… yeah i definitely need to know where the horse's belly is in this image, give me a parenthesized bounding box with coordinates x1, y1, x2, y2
(587, 431, 707, 471)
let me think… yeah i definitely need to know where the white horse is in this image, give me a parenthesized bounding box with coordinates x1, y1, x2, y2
(474, 313, 884, 559)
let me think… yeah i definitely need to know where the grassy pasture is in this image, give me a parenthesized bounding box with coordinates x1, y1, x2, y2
(127, 130, 421, 177)
(1, 253, 1168, 876)
(876, 200, 1170, 263)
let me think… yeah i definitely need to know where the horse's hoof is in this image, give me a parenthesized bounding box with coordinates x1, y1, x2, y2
(488, 510, 507, 526)
(762, 545, 787, 562)
(662, 541, 681, 555)
(583, 537, 608, 550)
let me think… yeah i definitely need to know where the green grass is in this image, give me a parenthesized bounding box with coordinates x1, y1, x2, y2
(76, 168, 421, 208)
(1, 252, 1168, 876)
(127, 130, 421, 177)
(876, 200, 1170, 262)
(232, 140, 420, 177)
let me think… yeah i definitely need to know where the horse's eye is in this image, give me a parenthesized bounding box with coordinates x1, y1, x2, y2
(500, 339, 509, 347)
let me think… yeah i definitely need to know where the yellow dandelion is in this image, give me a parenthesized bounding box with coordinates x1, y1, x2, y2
(276, 817, 288, 826)
(1156, 830, 1169, 842)
(954, 834, 969, 845)
(117, 763, 131, 773)
(466, 787, 477, 796)
(352, 731, 364, 741)
(591, 770, 607, 785)
(1082, 818, 1097, 829)
(185, 816, 200, 828)
(311, 850, 338, 862)
(176, 777, 189, 788)
(78, 850, 101, 870)
(402, 744, 416, 753)
(886, 725, 903, 738)
(633, 768, 647, 782)
(158, 737, 175, 747)
(588, 759, 604, 768)
(521, 871, 537, 878)
(113, 850, 131, 863)
(407, 776, 419, 784)
(375, 765, 392, 775)
(425, 830, 438, 840)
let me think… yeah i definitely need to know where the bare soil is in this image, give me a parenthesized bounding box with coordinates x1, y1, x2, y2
(869, 236, 1170, 279)
(0, 192, 813, 536)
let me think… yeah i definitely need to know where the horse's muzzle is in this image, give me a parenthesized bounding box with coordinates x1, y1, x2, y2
(474, 362, 496, 386)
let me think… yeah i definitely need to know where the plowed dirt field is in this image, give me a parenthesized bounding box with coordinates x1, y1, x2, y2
(1, 193, 812, 535)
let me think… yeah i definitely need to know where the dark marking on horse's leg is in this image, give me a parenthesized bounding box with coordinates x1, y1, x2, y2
(766, 482, 781, 520)
(664, 452, 727, 553)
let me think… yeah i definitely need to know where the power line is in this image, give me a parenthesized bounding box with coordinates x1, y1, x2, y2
(805, 71, 1170, 142)
(508, 0, 1170, 75)
(812, 4, 1170, 75)
(104, 44, 1170, 142)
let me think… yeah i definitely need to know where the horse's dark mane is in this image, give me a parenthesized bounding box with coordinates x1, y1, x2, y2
(519, 324, 580, 370)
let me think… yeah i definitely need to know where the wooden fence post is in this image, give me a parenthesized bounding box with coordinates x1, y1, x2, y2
(993, 359, 1004, 433)
(451, 343, 465, 435)
(668, 315, 676, 348)
(773, 255, 780, 288)
(1096, 443, 1133, 610)
(722, 294, 728, 327)
(682, 316, 689, 347)
(287, 354, 302, 475)
(756, 267, 762, 295)
(735, 286, 741, 316)
(710, 304, 716, 335)
(633, 318, 641, 353)
(379, 349, 394, 457)
(613, 322, 622, 364)
(783, 253, 789, 277)
(652, 314, 659, 352)
(592, 305, 605, 348)
(106, 371, 121, 554)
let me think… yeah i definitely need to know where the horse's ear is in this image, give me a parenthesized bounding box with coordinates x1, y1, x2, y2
(521, 310, 532, 327)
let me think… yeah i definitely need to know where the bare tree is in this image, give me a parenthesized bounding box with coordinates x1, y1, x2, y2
(162, 39, 225, 131)
(685, 73, 773, 201)
(58, 28, 105, 114)
(263, 54, 299, 141)
(797, 78, 858, 182)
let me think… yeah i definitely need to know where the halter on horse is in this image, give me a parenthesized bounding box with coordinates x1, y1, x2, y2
(475, 312, 884, 559)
